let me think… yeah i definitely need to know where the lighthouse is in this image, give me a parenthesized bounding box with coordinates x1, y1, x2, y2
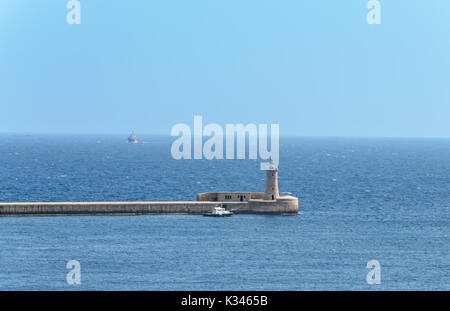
(264, 159, 279, 200)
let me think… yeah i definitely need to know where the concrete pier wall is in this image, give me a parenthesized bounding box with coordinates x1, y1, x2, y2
(0, 159, 299, 216)
(0, 202, 217, 216)
(0, 195, 298, 216)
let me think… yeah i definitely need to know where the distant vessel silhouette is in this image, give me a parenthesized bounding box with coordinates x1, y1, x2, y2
(128, 132, 143, 143)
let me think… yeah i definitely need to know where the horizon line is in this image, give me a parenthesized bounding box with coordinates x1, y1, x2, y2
(0, 131, 449, 139)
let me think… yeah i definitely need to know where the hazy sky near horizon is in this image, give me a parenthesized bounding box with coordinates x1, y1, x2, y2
(0, 1, 449, 137)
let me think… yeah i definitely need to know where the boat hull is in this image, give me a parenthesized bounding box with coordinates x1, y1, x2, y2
(203, 213, 233, 217)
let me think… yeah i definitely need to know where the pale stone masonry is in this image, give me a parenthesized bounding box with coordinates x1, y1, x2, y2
(0, 167, 298, 216)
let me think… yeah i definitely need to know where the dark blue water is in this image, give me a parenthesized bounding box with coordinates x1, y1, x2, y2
(1, 134, 449, 290)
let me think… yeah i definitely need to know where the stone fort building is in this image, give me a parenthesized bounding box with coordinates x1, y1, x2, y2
(196, 163, 298, 214)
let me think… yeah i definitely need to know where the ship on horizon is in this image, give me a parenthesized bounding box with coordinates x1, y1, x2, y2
(128, 132, 144, 143)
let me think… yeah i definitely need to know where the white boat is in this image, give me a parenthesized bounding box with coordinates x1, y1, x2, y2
(203, 206, 233, 217)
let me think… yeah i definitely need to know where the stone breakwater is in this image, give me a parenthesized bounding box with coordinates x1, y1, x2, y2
(0, 196, 298, 216)
(0, 166, 298, 216)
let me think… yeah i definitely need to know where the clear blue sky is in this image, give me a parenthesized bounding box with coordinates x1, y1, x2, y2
(0, 0, 449, 137)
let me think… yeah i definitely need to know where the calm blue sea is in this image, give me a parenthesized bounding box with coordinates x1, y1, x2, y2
(0, 134, 449, 290)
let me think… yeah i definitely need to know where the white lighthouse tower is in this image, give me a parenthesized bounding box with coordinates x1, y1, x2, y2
(264, 159, 279, 200)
